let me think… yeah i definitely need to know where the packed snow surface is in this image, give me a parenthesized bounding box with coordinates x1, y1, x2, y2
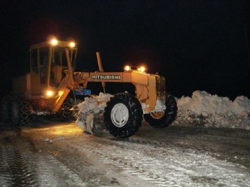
(75, 91, 250, 131)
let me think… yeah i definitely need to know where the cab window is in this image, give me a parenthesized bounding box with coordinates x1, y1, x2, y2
(39, 47, 49, 84)
(30, 49, 38, 74)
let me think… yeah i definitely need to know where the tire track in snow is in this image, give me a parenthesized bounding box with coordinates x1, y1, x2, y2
(40, 153, 87, 187)
(0, 130, 87, 187)
(33, 154, 61, 187)
(0, 131, 39, 187)
(130, 134, 250, 169)
(0, 138, 13, 187)
(33, 138, 113, 187)
(23, 126, 122, 187)
(20, 123, 250, 186)
(64, 137, 177, 187)
(65, 135, 250, 187)
(25, 137, 89, 187)
(109, 137, 250, 187)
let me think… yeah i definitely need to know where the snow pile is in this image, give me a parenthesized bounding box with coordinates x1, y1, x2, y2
(174, 91, 250, 130)
(74, 91, 250, 131)
(75, 93, 113, 134)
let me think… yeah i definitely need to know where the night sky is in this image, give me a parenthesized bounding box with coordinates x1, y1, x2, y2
(1, 0, 250, 99)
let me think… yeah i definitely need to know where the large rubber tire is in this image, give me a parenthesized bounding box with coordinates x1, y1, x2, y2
(144, 94, 177, 128)
(104, 93, 143, 138)
(56, 98, 73, 121)
(11, 99, 30, 126)
(1, 96, 12, 122)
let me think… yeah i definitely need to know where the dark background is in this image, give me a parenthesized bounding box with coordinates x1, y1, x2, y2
(1, 0, 250, 99)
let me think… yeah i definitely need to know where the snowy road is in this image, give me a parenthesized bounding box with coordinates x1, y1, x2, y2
(0, 118, 250, 187)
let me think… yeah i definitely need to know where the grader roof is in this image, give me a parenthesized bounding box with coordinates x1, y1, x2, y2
(30, 40, 77, 50)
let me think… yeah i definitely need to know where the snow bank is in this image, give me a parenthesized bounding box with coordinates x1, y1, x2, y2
(174, 91, 250, 130)
(75, 91, 250, 131)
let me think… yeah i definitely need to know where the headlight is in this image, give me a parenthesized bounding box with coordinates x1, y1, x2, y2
(124, 65, 131, 71)
(45, 90, 55, 97)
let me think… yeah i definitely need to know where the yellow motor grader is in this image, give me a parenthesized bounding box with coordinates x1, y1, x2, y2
(0, 38, 177, 138)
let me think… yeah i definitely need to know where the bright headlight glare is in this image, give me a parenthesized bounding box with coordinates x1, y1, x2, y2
(138, 66, 146, 72)
(69, 42, 76, 48)
(124, 65, 131, 71)
(45, 90, 54, 97)
(51, 38, 58, 46)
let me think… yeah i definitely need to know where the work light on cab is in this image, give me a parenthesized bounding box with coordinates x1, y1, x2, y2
(69, 42, 76, 48)
(51, 38, 58, 46)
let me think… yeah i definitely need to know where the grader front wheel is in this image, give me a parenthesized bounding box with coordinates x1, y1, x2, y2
(104, 93, 143, 138)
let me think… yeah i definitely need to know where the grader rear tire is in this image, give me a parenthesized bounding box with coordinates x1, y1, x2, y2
(12, 99, 30, 126)
(1, 96, 12, 122)
(104, 93, 143, 138)
(144, 94, 177, 128)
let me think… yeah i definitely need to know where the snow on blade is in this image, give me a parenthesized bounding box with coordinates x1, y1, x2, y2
(75, 93, 113, 134)
(174, 90, 250, 130)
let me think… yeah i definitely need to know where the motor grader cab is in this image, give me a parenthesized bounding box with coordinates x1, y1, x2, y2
(1, 39, 77, 125)
(1, 38, 177, 138)
(27, 39, 77, 113)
